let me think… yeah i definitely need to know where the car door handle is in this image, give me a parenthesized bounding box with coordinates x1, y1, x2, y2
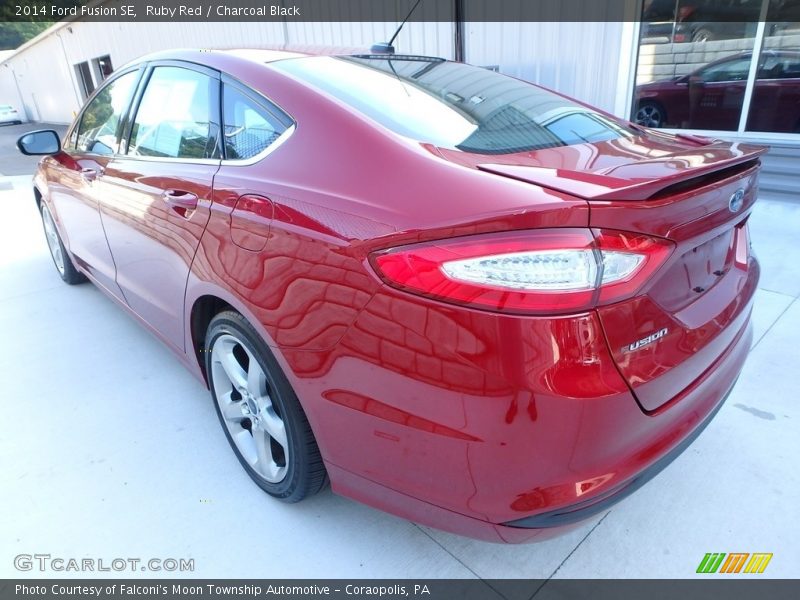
(162, 189, 198, 210)
(80, 167, 102, 182)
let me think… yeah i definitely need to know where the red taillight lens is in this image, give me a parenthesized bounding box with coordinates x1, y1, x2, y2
(370, 229, 674, 315)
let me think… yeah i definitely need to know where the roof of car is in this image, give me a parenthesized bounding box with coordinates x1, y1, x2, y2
(125, 46, 377, 70)
(219, 49, 311, 63)
(119, 48, 448, 84)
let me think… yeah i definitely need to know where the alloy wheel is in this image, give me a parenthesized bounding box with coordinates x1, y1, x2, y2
(41, 204, 65, 275)
(635, 104, 663, 128)
(210, 333, 289, 483)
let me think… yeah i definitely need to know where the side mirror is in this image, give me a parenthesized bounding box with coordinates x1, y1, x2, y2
(17, 129, 61, 156)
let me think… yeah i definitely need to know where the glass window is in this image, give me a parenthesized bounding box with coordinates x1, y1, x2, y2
(697, 57, 752, 82)
(542, 112, 625, 145)
(76, 70, 139, 155)
(633, 0, 759, 131)
(222, 85, 288, 160)
(75, 61, 95, 101)
(745, 1, 800, 133)
(128, 67, 220, 160)
(92, 55, 114, 83)
(274, 56, 635, 155)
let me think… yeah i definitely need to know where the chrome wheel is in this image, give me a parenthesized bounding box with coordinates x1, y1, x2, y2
(635, 103, 663, 128)
(210, 333, 289, 483)
(41, 204, 65, 275)
(692, 29, 713, 43)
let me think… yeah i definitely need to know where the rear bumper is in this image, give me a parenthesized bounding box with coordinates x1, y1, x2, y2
(503, 372, 738, 529)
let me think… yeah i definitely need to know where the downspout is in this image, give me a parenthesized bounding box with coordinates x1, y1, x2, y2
(5, 63, 27, 120)
(454, 0, 465, 62)
(55, 30, 83, 111)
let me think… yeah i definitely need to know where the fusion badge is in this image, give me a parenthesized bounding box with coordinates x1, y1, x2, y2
(623, 328, 669, 353)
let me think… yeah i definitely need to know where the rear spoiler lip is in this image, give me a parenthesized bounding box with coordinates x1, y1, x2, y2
(477, 142, 769, 202)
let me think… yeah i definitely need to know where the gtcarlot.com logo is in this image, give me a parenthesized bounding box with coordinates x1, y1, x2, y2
(14, 554, 195, 573)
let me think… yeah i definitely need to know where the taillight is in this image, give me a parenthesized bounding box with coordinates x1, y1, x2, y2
(370, 228, 674, 314)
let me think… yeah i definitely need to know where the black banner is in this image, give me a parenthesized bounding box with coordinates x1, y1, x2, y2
(0, 0, 781, 24)
(4, 0, 799, 25)
(2, 580, 800, 600)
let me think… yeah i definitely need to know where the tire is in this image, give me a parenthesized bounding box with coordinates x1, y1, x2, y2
(205, 310, 327, 502)
(634, 100, 666, 128)
(692, 28, 715, 43)
(40, 202, 87, 285)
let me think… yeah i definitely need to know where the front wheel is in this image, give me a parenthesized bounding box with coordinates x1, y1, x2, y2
(205, 310, 327, 502)
(40, 202, 86, 284)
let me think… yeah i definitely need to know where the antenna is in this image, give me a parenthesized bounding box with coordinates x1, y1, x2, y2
(370, 0, 425, 54)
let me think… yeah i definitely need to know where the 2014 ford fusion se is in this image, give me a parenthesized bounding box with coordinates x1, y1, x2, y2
(18, 49, 763, 543)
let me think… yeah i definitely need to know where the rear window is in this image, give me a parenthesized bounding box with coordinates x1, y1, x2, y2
(272, 56, 635, 155)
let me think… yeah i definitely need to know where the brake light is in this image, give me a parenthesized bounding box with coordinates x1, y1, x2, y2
(370, 229, 674, 314)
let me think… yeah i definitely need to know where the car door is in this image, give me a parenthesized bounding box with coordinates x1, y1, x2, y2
(43, 67, 143, 299)
(747, 53, 800, 133)
(96, 62, 222, 351)
(687, 56, 751, 130)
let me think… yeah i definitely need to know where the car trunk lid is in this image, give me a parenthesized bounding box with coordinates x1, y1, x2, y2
(437, 133, 767, 412)
(588, 154, 764, 412)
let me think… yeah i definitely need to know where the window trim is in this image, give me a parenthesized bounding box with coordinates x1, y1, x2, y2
(65, 65, 145, 156)
(119, 60, 223, 164)
(220, 74, 296, 166)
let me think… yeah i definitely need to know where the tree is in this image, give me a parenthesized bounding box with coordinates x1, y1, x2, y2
(0, 1, 82, 50)
(0, 22, 52, 50)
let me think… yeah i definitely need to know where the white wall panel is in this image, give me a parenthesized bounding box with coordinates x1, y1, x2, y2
(0, 51, 25, 117)
(3, 34, 81, 123)
(284, 21, 453, 57)
(1, 20, 453, 124)
(464, 21, 629, 113)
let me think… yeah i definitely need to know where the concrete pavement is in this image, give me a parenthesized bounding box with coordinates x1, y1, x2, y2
(0, 173, 797, 583)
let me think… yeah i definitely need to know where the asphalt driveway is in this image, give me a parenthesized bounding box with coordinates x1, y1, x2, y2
(0, 147, 797, 583)
(0, 122, 68, 176)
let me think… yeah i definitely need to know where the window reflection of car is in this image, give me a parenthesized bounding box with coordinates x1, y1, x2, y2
(77, 124, 118, 155)
(129, 120, 216, 159)
(633, 50, 800, 132)
(539, 107, 631, 145)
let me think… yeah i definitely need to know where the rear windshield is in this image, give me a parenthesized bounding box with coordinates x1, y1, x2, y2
(272, 56, 636, 155)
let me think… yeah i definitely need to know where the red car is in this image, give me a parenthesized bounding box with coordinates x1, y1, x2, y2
(19, 49, 763, 543)
(634, 50, 800, 132)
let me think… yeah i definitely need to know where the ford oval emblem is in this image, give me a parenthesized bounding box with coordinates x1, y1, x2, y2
(729, 189, 745, 213)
